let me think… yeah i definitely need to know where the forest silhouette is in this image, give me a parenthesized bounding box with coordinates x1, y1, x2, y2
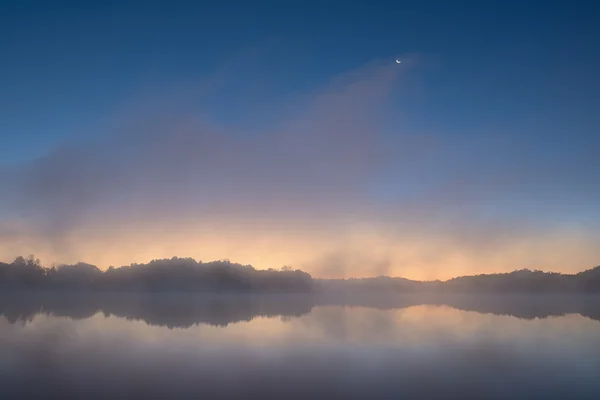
(1, 255, 600, 293)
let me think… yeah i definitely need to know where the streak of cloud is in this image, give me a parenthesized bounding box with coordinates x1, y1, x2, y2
(0, 52, 598, 279)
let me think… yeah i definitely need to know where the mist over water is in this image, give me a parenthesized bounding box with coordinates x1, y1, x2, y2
(2, 2, 599, 399)
(1, 294, 600, 399)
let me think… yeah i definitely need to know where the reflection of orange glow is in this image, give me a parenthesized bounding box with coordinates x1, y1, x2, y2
(1, 222, 598, 280)
(15, 305, 598, 349)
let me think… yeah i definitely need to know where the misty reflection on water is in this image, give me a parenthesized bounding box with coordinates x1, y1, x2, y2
(1, 294, 600, 399)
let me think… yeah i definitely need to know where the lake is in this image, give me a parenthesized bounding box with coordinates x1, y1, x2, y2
(1, 293, 600, 399)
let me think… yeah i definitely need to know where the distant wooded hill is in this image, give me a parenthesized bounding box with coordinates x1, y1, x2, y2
(318, 267, 600, 293)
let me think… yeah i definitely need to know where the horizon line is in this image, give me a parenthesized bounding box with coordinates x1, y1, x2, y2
(3, 255, 599, 283)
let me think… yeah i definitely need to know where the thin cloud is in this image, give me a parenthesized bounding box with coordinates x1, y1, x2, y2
(0, 51, 598, 278)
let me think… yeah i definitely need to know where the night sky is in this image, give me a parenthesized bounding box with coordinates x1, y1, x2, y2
(1, 1, 599, 279)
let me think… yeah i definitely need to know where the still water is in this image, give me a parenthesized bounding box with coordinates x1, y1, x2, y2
(1, 294, 600, 399)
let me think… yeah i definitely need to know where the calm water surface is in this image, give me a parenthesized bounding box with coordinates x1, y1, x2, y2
(1, 294, 599, 399)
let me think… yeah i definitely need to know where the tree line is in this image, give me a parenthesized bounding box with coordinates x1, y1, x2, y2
(1, 255, 599, 293)
(0, 255, 314, 293)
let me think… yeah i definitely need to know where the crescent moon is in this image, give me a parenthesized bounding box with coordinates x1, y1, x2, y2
(395, 59, 401, 64)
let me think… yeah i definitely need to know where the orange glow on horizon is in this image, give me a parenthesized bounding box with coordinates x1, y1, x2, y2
(1, 220, 598, 281)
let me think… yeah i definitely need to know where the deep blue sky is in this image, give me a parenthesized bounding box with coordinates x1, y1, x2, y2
(1, 1, 599, 276)
(2, 1, 598, 163)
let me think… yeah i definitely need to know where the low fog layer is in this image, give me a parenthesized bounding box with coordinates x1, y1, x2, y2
(1, 54, 599, 279)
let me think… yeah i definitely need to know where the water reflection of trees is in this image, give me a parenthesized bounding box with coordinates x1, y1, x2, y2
(1, 293, 600, 328)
